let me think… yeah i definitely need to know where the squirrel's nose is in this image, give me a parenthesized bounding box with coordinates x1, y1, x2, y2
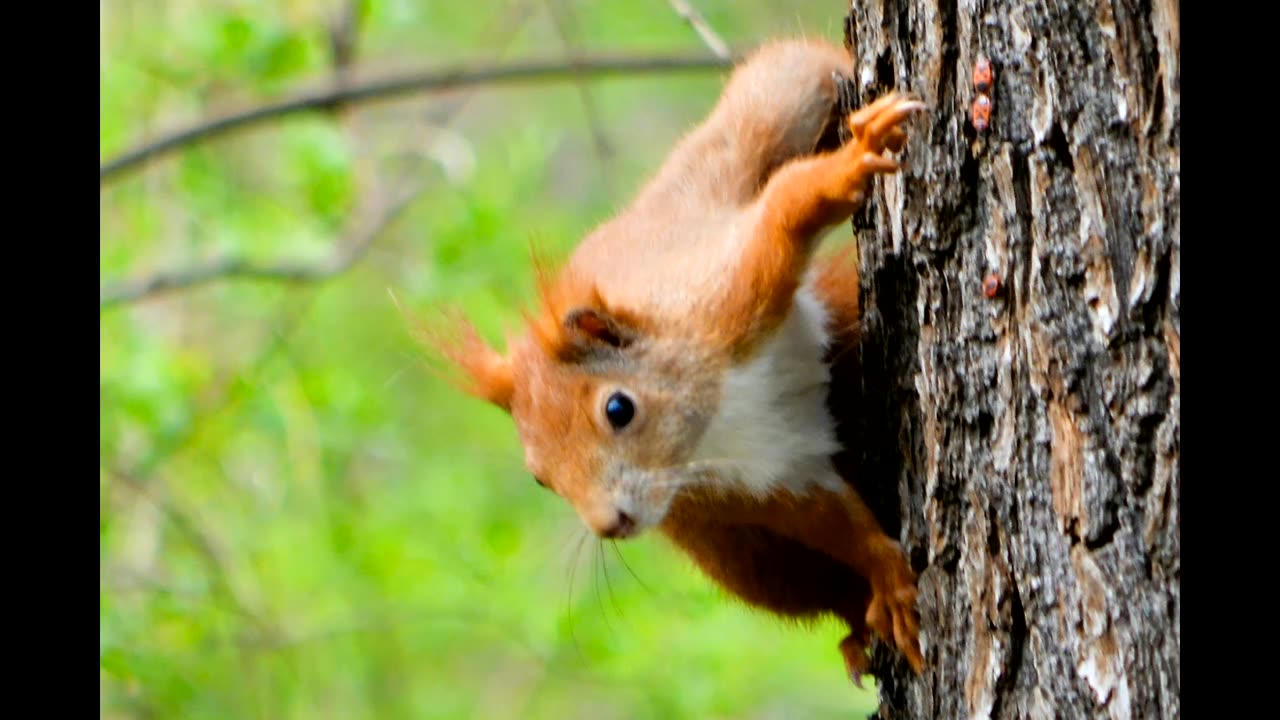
(600, 511, 637, 539)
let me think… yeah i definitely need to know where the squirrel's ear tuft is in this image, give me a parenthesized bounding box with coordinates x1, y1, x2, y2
(396, 296, 515, 412)
(438, 318, 516, 412)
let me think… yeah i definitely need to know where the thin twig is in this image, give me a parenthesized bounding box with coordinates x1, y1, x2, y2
(99, 186, 423, 308)
(123, 301, 315, 484)
(666, 0, 732, 60)
(101, 52, 733, 184)
(417, 0, 538, 126)
(112, 468, 273, 636)
(543, 0, 615, 188)
(327, 0, 362, 74)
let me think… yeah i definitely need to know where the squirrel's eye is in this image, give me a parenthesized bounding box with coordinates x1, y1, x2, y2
(604, 392, 636, 430)
(533, 475, 549, 489)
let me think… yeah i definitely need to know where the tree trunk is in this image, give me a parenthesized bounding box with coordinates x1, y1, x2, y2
(836, 0, 1179, 718)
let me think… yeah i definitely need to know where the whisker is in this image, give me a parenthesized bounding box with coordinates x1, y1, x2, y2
(380, 359, 413, 390)
(534, 518, 587, 584)
(600, 538, 623, 622)
(592, 540, 614, 635)
(641, 457, 755, 484)
(564, 529, 588, 658)
(680, 457, 754, 473)
(642, 472, 729, 491)
(610, 540, 654, 597)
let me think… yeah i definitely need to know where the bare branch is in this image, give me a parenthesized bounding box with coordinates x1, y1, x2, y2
(99, 186, 423, 308)
(100, 52, 733, 184)
(666, 0, 732, 61)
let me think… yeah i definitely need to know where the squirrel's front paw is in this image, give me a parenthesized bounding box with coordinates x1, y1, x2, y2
(834, 93, 924, 203)
(864, 539, 924, 673)
(846, 93, 925, 157)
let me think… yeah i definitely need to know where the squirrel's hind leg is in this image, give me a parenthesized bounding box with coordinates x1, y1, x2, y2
(703, 483, 925, 673)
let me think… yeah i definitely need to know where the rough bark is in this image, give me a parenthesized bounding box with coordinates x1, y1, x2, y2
(836, 0, 1179, 718)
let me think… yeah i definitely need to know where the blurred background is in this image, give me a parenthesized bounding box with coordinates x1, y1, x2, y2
(100, 1, 876, 717)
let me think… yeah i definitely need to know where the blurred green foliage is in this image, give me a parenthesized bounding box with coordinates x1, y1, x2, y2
(100, 1, 876, 717)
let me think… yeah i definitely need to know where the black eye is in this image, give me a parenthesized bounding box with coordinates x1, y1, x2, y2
(604, 392, 636, 430)
(533, 475, 549, 489)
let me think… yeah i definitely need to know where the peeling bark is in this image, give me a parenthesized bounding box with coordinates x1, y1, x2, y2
(837, 0, 1179, 718)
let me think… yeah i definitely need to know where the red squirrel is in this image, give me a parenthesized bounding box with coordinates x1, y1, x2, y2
(422, 38, 926, 683)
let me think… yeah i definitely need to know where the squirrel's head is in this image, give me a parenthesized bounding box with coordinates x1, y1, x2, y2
(423, 270, 722, 540)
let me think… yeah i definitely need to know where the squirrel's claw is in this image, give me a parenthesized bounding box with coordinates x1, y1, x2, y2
(838, 632, 871, 687)
(846, 94, 926, 154)
(832, 94, 925, 204)
(864, 541, 925, 674)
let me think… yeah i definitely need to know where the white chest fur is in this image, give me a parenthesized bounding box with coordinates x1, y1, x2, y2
(691, 282, 844, 496)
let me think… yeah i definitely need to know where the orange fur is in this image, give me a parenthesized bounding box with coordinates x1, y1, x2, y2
(424, 38, 926, 681)
(813, 243, 862, 342)
(403, 304, 515, 411)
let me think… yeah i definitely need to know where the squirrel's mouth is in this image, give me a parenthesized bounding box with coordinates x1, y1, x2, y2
(576, 458, 747, 540)
(596, 510, 638, 539)
(579, 466, 689, 540)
